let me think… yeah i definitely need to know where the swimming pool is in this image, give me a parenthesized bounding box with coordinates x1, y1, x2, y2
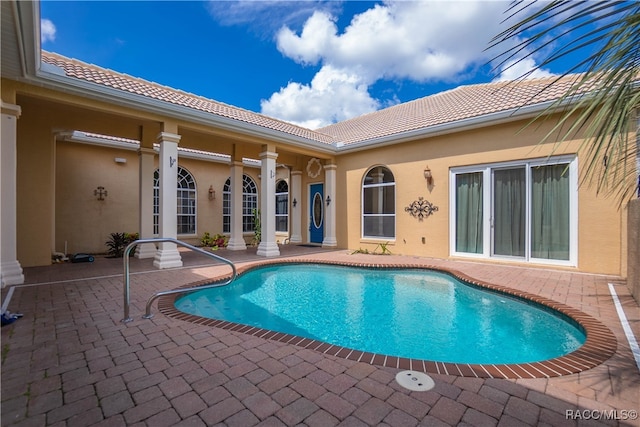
(174, 263, 586, 365)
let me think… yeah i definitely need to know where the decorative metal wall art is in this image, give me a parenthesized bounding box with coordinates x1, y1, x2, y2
(405, 197, 438, 221)
(94, 186, 108, 201)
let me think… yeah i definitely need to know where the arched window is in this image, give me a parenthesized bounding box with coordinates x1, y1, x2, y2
(275, 180, 289, 233)
(153, 167, 197, 235)
(223, 174, 258, 233)
(362, 166, 395, 239)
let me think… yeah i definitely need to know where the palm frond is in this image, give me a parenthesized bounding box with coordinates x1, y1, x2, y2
(489, 0, 640, 204)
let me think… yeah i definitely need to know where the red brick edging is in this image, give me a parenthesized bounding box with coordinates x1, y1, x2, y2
(157, 259, 617, 379)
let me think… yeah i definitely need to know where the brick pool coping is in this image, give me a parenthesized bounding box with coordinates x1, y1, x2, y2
(157, 259, 617, 380)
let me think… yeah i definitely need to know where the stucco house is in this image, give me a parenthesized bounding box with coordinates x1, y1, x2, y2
(2, 1, 637, 291)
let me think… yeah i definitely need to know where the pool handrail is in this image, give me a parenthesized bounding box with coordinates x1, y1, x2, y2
(122, 237, 237, 323)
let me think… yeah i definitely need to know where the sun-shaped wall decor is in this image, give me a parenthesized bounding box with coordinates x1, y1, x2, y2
(306, 158, 323, 179)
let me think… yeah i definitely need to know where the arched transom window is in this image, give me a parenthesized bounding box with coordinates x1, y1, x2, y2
(223, 174, 258, 233)
(362, 166, 395, 239)
(153, 167, 197, 235)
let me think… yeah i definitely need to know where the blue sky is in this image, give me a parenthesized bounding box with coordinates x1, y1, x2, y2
(40, 1, 596, 129)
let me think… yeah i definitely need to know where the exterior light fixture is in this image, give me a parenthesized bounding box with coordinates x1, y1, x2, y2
(94, 186, 107, 201)
(169, 156, 177, 167)
(292, 198, 297, 207)
(326, 195, 331, 206)
(208, 185, 215, 200)
(424, 166, 433, 185)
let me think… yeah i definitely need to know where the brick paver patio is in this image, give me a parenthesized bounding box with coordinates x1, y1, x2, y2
(2, 246, 639, 426)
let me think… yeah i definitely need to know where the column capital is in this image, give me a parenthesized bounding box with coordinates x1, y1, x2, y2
(291, 170, 303, 177)
(137, 147, 156, 156)
(323, 164, 338, 171)
(156, 132, 181, 144)
(1, 102, 21, 118)
(259, 150, 279, 160)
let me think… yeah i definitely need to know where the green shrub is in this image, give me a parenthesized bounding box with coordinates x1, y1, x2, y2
(201, 232, 228, 250)
(251, 209, 261, 246)
(105, 232, 139, 258)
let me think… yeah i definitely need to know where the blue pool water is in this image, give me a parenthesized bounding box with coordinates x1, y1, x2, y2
(175, 264, 585, 364)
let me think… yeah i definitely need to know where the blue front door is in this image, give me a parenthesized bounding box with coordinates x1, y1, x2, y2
(309, 183, 324, 244)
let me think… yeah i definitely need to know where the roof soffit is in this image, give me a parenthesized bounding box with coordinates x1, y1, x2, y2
(1, 1, 39, 81)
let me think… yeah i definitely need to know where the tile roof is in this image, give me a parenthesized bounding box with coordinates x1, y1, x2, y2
(318, 75, 585, 145)
(41, 51, 334, 145)
(42, 51, 590, 148)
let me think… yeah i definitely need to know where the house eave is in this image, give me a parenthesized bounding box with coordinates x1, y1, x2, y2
(30, 68, 337, 155)
(334, 101, 562, 154)
(57, 130, 261, 168)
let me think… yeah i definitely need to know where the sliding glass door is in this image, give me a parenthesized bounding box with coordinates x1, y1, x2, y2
(531, 164, 570, 260)
(450, 157, 576, 266)
(455, 172, 483, 253)
(492, 168, 526, 257)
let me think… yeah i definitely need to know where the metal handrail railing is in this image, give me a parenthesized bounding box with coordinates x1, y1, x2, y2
(122, 238, 237, 323)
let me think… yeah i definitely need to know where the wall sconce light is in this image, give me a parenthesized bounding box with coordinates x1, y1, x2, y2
(292, 198, 297, 207)
(169, 156, 177, 168)
(94, 186, 108, 201)
(208, 185, 216, 200)
(326, 195, 331, 206)
(424, 166, 433, 185)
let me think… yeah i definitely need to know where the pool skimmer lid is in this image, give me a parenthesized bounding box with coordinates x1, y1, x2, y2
(396, 371, 435, 392)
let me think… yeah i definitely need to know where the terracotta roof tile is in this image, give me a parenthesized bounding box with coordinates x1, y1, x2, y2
(42, 51, 598, 147)
(318, 76, 586, 145)
(42, 51, 334, 145)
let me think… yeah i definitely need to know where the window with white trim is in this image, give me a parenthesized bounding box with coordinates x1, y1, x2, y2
(275, 180, 289, 233)
(223, 174, 258, 233)
(153, 167, 197, 235)
(450, 156, 577, 265)
(362, 166, 395, 239)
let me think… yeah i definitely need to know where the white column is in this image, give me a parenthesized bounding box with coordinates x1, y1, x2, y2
(226, 161, 247, 250)
(0, 102, 24, 287)
(135, 147, 157, 258)
(290, 170, 302, 244)
(257, 150, 280, 257)
(322, 164, 337, 247)
(153, 132, 183, 269)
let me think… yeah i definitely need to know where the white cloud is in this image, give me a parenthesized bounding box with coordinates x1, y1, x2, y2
(206, 1, 342, 38)
(276, 11, 337, 66)
(41, 19, 56, 43)
(494, 57, 555, 82)
(262, 0, 556, 128)
(261, 65, 379, 129)
(262, 1, 522, 128)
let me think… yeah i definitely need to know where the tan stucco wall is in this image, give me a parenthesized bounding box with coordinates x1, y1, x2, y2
(55, 142, 140, 254)
(16, 109, 56, 267)
(13, 83, 162, 266)
(335, 118, 628, 276)
(628, 199, 640, 302)
(54, 139, 264, 255)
